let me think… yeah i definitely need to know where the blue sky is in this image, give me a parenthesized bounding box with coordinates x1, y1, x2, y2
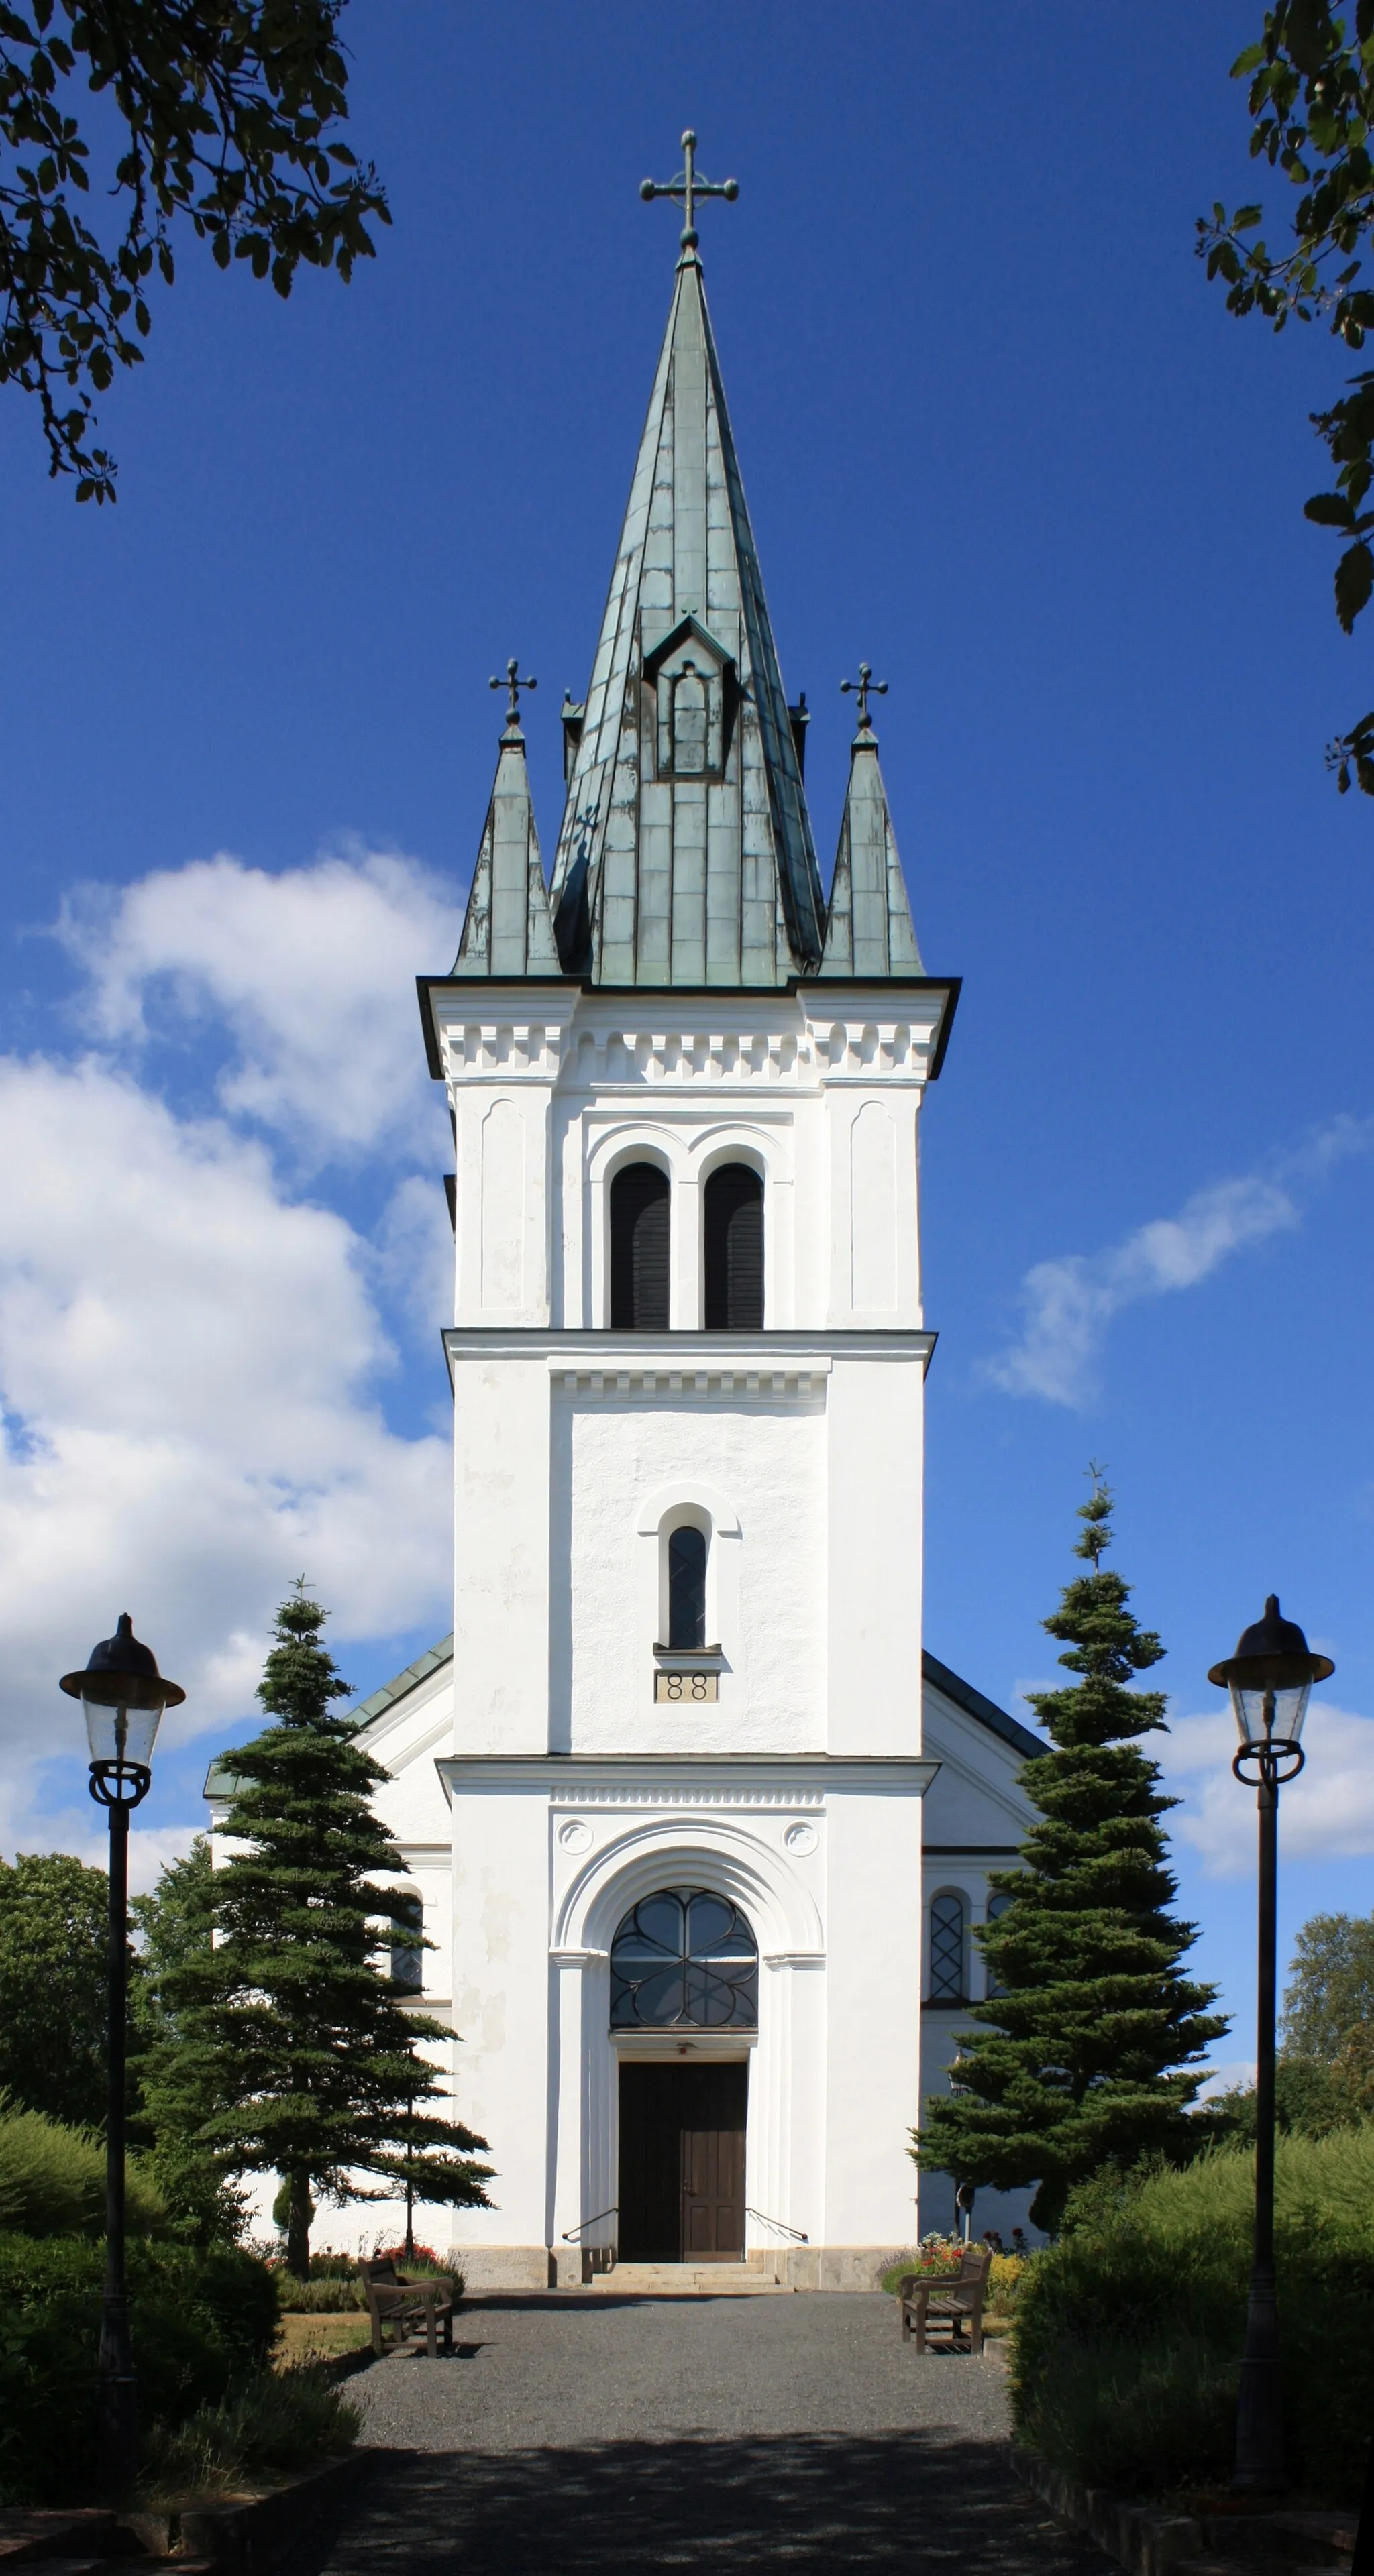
(1, 1, 1371, 2080)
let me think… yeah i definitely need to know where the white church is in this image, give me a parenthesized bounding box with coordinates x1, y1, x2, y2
(212, 154, 1041, 2285)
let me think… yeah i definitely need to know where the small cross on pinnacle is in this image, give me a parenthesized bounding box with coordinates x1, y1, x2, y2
(640, 129, 738, 256)
(840, 663, 888, 732)
(490, 659, 537, 728)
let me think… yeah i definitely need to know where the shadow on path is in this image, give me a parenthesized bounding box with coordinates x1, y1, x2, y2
(305, 2432, 1112, 2572)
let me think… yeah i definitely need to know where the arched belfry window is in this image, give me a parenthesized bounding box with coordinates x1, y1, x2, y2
(610, 1163, 670, 1330)
(667, 1523, 707, 1650)
(703, 1164, 763, 1331)
(611, 1888, 758, 2028)
(929, 1892, 966, 2001)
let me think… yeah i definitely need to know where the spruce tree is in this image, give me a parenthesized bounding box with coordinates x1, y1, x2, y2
(131, 1836, 250, 2241)
(916, 1475, 1228, 2233)
(169, 1585, 492, 2273)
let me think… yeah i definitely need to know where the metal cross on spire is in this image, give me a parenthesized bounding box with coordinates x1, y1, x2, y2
(640, 129, 738, 256)
(490, 659, 537, 727)
(840, 663, 888, 731)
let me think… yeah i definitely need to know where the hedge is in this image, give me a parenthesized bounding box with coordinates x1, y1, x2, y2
(1012, 2126, 1374, 2498)
(0, 2237, 279, 2505)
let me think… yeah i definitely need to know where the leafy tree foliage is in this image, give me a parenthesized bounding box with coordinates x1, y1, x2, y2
(1, 1, 388, 501)
(0, 1850, 110, 2125)
(168, 1585, 492, 2274)
(1199, 0, 1374, 790)
(916, 1477, 1228, 2234)
(1202, 2051, 1361, 2141)
(1281, 1906, 1374, 2055)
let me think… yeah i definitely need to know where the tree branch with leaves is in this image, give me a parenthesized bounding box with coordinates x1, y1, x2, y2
(0, 0, 388, 501)
(1199, 0, 1374, 791)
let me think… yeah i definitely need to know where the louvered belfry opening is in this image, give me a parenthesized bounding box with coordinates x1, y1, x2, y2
(703, 1164, 763, 1331)
(609, 1163, 670, 1329)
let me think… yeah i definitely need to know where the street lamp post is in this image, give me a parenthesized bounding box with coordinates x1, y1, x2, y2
(1208, 1595, 1332, 2496)
(60, 1616, 184, 2492)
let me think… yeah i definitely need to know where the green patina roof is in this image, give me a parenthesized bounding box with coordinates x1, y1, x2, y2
(545, 248, 827, 985)
(202, 1632, 456, 1801)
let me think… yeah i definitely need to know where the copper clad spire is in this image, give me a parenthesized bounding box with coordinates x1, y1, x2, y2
(547, 174, 825, 987)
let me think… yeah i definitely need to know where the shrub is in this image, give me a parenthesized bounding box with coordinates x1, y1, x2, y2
(276, 2274, 366, 2312)
(138, 2363, 360, 2499)
(0, 2237, 279, 2506)
(1012, 2127, 1374, 2498)
(0, 2101, 166, 2239)
(989, 2251, 1029, 2314)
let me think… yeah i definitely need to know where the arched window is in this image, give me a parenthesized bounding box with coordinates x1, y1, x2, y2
(929, 1892, 965, 2001)
(703, 1164, 763, 1330)
(611, 1888, 757, 2028)
(389, 1892, 423, 1993)
(671, 664, 708, 773)
(609, 1162, 670, 1330)
(667, 1522, 707, 1649)
(984, 1890, 1014, 1999)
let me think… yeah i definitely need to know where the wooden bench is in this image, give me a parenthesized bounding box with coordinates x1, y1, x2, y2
(359, 2257, 458, 2357)
(898, 2247, 992, 2355)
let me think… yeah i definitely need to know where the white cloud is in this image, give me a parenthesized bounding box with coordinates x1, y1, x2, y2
(0, 1055, 452, 1796)
(988, 1121, 1373, 1407)
(56, 848, 462, 1159)
(374, 1173, 455, 1347)
(1197, 2058, 1259, 2099)
(1161, 1700, 1374, 1877)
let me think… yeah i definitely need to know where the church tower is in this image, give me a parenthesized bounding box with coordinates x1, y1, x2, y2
(413, 142, 972, 2286)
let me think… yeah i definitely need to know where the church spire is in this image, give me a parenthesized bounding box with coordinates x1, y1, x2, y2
(818, 675, 923, 978)
(451, 671, 561, 978)
(548, 141, 825, 987)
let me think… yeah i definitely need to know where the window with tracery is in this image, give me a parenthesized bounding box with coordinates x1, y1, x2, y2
(929, 1891, 965, 2001)
(610, 1888, 757, 2029)
(984, 1890, 1014, 1999)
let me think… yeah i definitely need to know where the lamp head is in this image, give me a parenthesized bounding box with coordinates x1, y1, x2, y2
(60, 1613, 185, 1773)
(1208, 1594, 1332, 1762)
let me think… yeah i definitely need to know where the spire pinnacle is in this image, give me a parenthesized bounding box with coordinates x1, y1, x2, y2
(840, 663, 888, 738)
(818, 703, 923, 979)
(452, 683, 560, 978)
(490, 657, 537, 734)
(639, 129, 738, 260)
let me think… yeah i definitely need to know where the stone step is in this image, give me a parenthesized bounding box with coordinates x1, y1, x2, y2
(591, 2262, 793, 2296)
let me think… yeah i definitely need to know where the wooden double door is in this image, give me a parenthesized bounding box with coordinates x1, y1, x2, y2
(617, 2061, 747, 2262)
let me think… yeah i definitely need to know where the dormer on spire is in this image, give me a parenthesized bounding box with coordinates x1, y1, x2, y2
(818, 681, 923, 978)
(452, 680, 561, 978)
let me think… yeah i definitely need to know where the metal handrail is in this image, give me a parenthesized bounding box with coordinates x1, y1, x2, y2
(745, 2206, 808, 2243)
(561, 2204, 618, 2243)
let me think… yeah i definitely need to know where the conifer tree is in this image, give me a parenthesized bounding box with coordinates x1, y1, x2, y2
(916, 1475, 1227, 2233)
(131, 1836, 250, 2241)
(168, 1585, 492, 2273)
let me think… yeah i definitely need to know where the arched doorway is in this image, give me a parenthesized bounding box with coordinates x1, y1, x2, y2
(611, 1888, 757, 2261)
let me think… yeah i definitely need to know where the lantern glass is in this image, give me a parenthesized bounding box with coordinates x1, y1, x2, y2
(81, 1687, 166, 1770)
(1230, 1677, 1312, 1752)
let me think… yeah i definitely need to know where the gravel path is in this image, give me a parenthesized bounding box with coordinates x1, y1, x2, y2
(305, 2292, 1112, 2572)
